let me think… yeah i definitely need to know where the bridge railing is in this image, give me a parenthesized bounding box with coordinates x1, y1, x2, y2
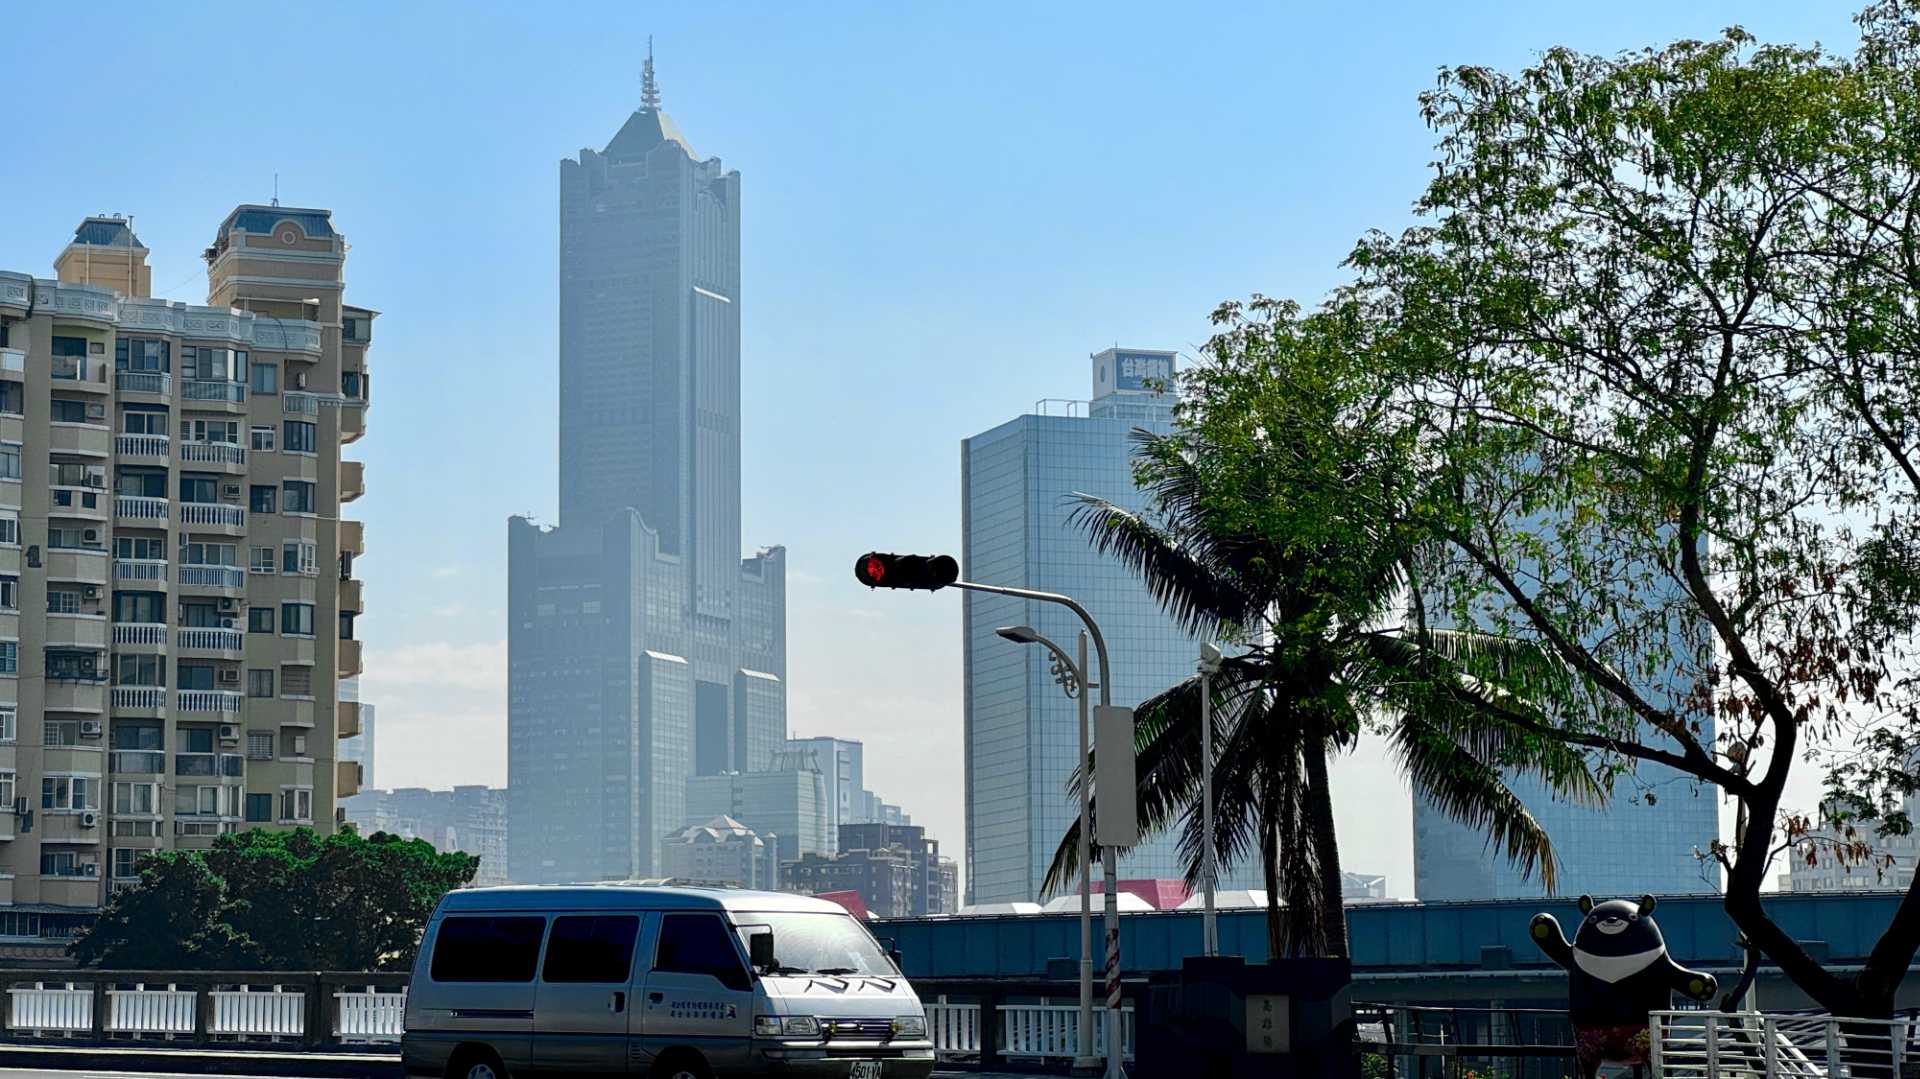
(0, 971, 407, 1047)
(915, 978, 1143, 1069)
(1649, 1009, 1920, 1078)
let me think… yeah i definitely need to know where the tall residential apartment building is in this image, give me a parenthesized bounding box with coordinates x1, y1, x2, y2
(961, 349, 1261, 904)
(1780, 793, 1919, 895)
(509, 57, 786, 884)
(0, 208, 371, 934)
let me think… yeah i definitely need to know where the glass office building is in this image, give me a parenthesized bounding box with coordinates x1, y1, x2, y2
(960, 349, 1263, 904)
(508, 56, 787, 884)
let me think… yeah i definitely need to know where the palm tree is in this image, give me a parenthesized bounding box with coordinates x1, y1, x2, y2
(1043, 427, 1605, 959)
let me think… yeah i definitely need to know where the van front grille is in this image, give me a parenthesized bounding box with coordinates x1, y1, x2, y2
(821, 1017, 893, 1041)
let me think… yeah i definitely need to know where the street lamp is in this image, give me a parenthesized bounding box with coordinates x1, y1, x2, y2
(1197, 642, 1224, 957)
(998, 625, 1098, 1076)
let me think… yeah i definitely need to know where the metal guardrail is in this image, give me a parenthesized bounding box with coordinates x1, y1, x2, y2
(0, 973, 406, 1047)
(925, 998, 1134, 1063)
(1355, 1001, 1580, 1079)
(1650, 1010, 1920, 1078)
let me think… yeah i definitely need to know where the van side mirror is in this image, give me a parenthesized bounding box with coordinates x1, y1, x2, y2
(878, 936, 903, 969)
(748, 929, 775, 971)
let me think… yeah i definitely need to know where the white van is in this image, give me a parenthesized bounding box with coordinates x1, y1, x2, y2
(402, 884, 935, 1079)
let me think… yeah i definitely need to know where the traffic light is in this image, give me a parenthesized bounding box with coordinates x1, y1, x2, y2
(854, 551, 959, 591)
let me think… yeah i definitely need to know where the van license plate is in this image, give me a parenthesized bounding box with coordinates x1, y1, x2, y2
(849, 1063, 882, 1079)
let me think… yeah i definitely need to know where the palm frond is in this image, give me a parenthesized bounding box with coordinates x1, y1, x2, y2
(1392, 713, 1563, 893)
(1066, 496, 1258, 636)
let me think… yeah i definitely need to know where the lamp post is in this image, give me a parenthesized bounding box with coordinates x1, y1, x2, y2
(1197, 642, 1223, 957)
(998, 626, 1098, 1076)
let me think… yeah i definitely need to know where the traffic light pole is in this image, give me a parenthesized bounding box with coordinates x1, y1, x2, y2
(952, 580, 1124, 1079)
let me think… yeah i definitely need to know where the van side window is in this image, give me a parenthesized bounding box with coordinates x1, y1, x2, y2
(430, 916, 546, 983)
(543, 915, 640, 983)
(655, 913, 749, 991)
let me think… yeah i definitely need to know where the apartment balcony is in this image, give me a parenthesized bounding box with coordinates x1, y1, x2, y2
(44, 683, 104, 714)
(339, 460, 364, 502)
(114, 433, 170, 460)
(337, 699, 362, 740)
(175, 627, 243, 656)
(174, 752, 244, 778)
(48, 424, 111, 457)
(40, 813, 103, 846)
(109, 750, 165, 775)
(41, 877, 102, 909)
(113, 559, 169, 588)
(50, 357, 109, 392)
(283, 391, 320, 416)
(116, 371, 171, 397)
(337, 759, 363, 799)
(177, 565, 245, 593)
(339, 519, 364, 557)
(114, 495, 168, 525)
(337, 637, 362, 678)
(49, 486, 109, 521)
(45, 547, 108, 584)
(173, 819, 238, 846)
(181, 380, 245, 407)
(340, 400, 366, 443)
(179, 441, 246, 470)
(45, 613, 107, 649)
(109, 686, 166, 717)
(176, 690, 242, 715)
(339, 577, 363, 614)
(0, 348, 22, 375)
(112, 622, 167, 649)
(178, 502, 245, 531)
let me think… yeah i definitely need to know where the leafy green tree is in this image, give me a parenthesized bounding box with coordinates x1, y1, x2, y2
(73, 828, 476, 971)
(1044, 299, 1602, 959)
(1340, 2, 1920, 1017)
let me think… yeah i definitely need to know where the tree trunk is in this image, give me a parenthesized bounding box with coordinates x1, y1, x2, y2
(1302, 736, 1348, 958)
(1261, 806, 1284, 961)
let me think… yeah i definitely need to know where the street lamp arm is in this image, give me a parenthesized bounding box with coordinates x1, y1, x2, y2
(955, 579, 1112, 705)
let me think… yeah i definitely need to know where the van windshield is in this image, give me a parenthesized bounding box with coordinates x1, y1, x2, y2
(734, 911, 898, 976)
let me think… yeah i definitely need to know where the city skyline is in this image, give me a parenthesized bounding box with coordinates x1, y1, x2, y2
(0, 1, 1860, 898)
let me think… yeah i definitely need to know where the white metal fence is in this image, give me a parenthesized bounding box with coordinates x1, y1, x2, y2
(925, 997, 1135, 1063)
(2, 982, 404, 1043)
(1651, 1010, 1919, 1077)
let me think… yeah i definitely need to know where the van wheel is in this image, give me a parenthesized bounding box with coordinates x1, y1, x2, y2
(651, 1049, 712, 1079)
(447, 1046, 510, 1079)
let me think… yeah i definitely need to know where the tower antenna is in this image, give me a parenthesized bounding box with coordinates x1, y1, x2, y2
(273, 173, 280, 208)
(641, 37, 660, 110)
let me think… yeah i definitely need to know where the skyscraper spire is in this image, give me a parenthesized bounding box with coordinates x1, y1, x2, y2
(641, 37, 660, 111)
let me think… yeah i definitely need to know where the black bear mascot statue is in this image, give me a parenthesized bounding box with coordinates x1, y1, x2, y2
(1530, 894, 1717, 1078)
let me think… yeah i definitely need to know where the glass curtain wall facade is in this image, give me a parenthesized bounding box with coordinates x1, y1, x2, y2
(960, 349, 1263, 904)
(508, 66, 786, 885)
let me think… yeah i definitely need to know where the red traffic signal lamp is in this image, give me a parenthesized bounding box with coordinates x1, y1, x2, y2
(855, 552, 959, 591)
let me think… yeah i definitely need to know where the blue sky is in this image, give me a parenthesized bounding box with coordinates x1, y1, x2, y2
(0, 1, 1859, 895)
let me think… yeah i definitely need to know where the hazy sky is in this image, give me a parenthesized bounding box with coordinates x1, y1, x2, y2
(0, 1, 1862, 897)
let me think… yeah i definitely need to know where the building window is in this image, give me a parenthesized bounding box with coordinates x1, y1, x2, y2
(40, 851, 79, 877)
(245, 793, 273, 822)
(246, 731, 273, 760)
(121, 407, 167, 435)
(0, 513, 16, 547)
(250, 363, 278, 394)
(179, 540, 237, 567)
(246, 607, 275, 634)
(111, 848, 142, 879)
(47, 651, 101, 682)
(0, 707, 13, 743)
(0, 642, 18, 675)
(176, 663, 215, 691)
(281, 665, 313, 698)
(40, 775, 94, 811)
(110, 722, 160, 750)
(51, 399, 89, 424)
(282, 481, 315, 514)
(0, 578, 14, 611)
(249, 546, 275, 574)
(176, 785, 219, 816)
(116, 338, 170, 373)
(114, 654, 165, 687)
(179, 475, 218, 503)
(250, 426, 275, 451)
(113, 591, 165, 623)
(46, 589, 82, 615)
(0, 445, 20, 480)
(114, 536, 164, 560)
(284, 421, 317, 454)
(0, 770, 12, 809)
(182, 419, 239, 444)
(0, 384, 20, 416)
(341, 371, 365, 400)
(112, 782, 157, 816)
(116, 468, 165, 498)
(280, 788, 312, 822)
(282, 541, 316, 576)
(280, 603, 315, 637)
(246, 669, 274, 699)
(249, 485, 277, 514)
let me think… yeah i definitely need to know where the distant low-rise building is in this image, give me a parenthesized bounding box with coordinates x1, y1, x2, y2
(663, 815, 779, 888)
(684, 753, 828, 868)
(784, 846, 917, 919)
(1782, 794, 1920, 894)
(342, 786, 508, 886)
(934, 858, 960, 915)
(839, 822, 948, 917)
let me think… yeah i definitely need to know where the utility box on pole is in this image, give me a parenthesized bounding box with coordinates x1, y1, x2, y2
(1093, 705, 1138, 846)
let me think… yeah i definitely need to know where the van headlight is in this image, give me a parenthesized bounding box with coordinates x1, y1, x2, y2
(782, 1015, 821, 1037)
(892, 1015, 927, 1039)
(753, 1015, 782, 1037)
